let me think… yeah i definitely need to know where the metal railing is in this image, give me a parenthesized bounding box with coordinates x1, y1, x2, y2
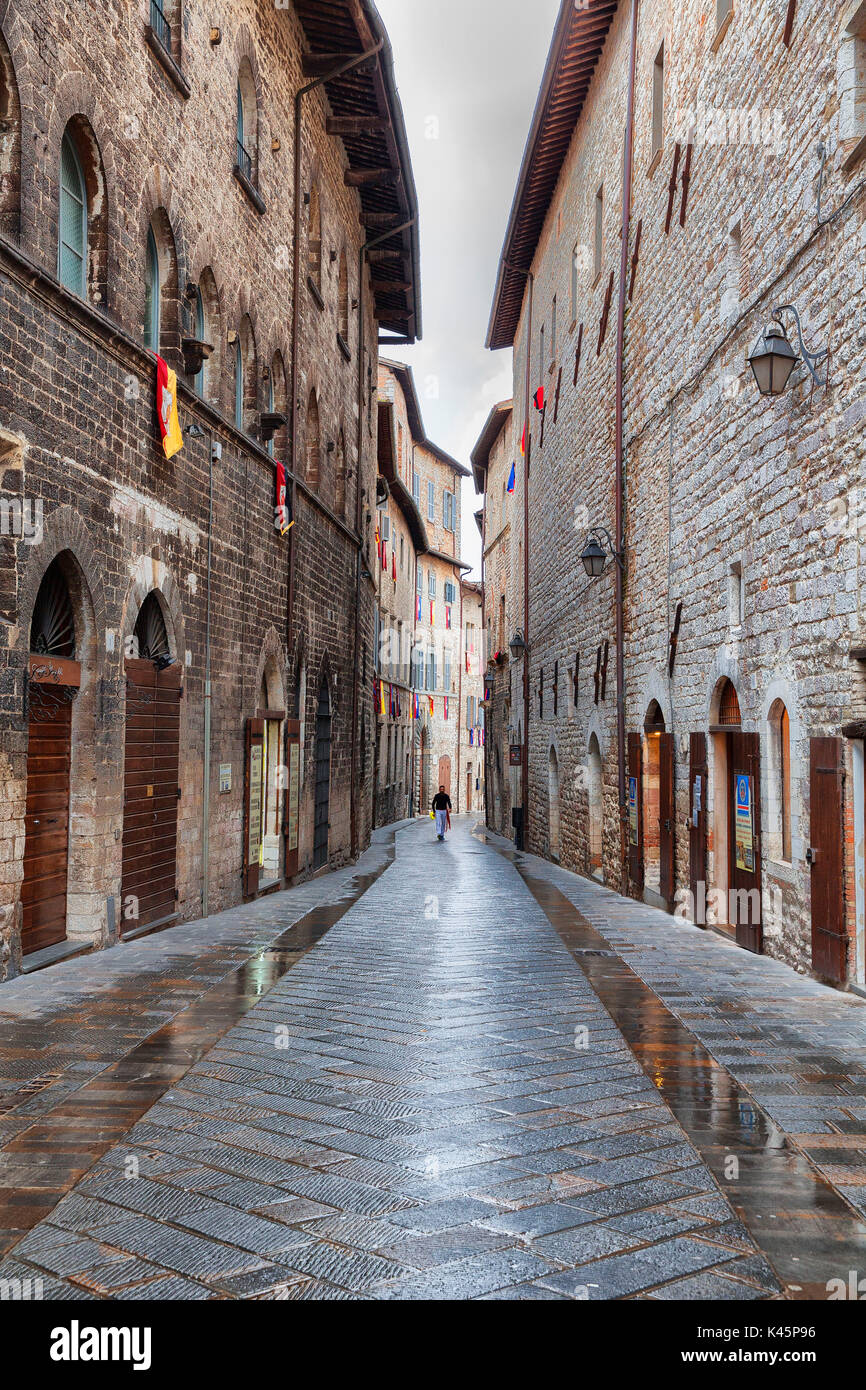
(150, 0, 171, 51)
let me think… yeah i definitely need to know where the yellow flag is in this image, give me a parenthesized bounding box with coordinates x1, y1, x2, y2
(156, 355, 183, 460)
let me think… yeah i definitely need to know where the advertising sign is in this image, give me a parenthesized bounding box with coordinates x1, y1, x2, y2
(628, 775, 639, 847)
(734, 772, 754, 872)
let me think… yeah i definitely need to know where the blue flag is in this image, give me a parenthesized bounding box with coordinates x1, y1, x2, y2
(507, 460, 515, 493)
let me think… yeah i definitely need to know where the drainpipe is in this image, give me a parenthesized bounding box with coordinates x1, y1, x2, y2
(504, 260, 533, 852)
(287, 42, 384, 858)
(350, 214, 417, 857)
(614, 0, 640, 895)
(198, 430, 220, 918)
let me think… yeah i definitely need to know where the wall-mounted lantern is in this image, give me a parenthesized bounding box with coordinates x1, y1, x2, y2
(509, 629, 528, 660)
(748, 304, 828, 396)
(580, 527, 624, 578)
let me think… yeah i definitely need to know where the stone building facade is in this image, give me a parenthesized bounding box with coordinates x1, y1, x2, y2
(486, 0, 866, 989)
(0, 0, 419, 979)
(376, 358, 475, 818)
(471, 400, 517, 837)
(459, 579, 486, 818)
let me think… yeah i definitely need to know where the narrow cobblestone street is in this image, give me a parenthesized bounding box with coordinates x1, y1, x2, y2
(0, 818, 864, 1301)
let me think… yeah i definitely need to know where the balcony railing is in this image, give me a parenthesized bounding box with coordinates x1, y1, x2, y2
(150, 0, 171, 52)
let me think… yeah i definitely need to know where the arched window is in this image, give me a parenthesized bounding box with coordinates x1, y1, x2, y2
(59, 130, 87, 297)
(133, 592, 170, 661)
(338, 251, 349, 343)
(269, 351, 288, 460)
(718, 678, 741, 727)
(144, 225, 160, 351)
(234, 338, 243, 428)
(308, 183, 322, 291)
(305, 390, 320, 486)
(236, 61, 257, 185)
(193, 285, 205, 396)
(768, 699, 792, 863)
(0, 29, 22, 237)
(57, 117, 108, 304)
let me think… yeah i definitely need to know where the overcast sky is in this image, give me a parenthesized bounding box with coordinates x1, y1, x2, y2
(375, 0, 560, 575)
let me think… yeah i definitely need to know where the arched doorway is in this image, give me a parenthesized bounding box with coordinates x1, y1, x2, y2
(548, 745, 560, 861)
(642, 702, 665, 897)
(121, 593, 181, 934)
(588, 734, 603, 880)
(258, 671, 285, 886)
(709, 676, 762, 952)
(22, 559, 80, 955)
(313, 678, 331, 869)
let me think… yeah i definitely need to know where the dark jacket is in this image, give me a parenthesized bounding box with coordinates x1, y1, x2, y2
(432, 792, 452, 812)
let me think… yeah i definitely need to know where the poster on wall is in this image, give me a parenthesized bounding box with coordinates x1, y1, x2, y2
(692, 774, 701, 828)
(248, 744, 263, 868)
(287, 741, 300, 853)
(734, 772, 754, 872)
(628, 775, 639, 847)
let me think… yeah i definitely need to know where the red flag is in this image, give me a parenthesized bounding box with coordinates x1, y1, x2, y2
(533, 386, 545, 412)
(392, 549, 397, 581)
(520, 421, 526, 455)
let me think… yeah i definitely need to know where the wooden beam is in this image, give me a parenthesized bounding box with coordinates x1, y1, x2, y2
(327, 116, 389, 136)
(345, 167, 399, 187)
(360, 212, 403, 228)
(371, 279, 412, 294)
(302, 52, 366, 77)
(367, 250, 407, 265)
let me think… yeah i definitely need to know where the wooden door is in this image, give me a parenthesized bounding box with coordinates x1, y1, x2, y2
(689, 733, 708, 922)
(283, 718, 301, 880)
(729, 731, 762, 953)
(466, 771, 472, 813)
(659, 731, 675, 909)
(438, 754, 451, 796)
(627, 731, 643, 894)
(121, 659, 181, 932)
(809, 737, 846, 982)
(22, 685, 72, 954)
(313, 683, 331, 869)
(243, 716, 264, 897)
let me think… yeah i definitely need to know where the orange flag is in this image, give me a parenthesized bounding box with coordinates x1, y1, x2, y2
(156, 355, 183, 460)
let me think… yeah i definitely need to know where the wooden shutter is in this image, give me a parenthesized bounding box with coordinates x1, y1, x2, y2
(121, 658, 181, 933)
(22, 684, 74, 954)
(627, 731, 643, 893)
(729, 731, 762, 953)
(243, 717, 264, 897)
(809, 737, 846, 982)
(689, 732, 708, 920)
(659, 731, 675, 909)
(282, 718, 301, 880)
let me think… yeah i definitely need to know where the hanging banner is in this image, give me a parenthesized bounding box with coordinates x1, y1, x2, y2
(734, 773, 755, 872)
(155, 354, 183, 460)
(274, 462, 293, 534)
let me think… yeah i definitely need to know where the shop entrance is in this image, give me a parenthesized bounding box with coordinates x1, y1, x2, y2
(710, 680, 762, 952)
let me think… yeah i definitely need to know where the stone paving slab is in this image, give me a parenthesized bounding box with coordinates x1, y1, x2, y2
(0, 819, 786, 1299)
(504, 835, 866, 1222)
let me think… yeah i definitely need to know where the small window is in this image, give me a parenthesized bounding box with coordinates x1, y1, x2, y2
(234, 338, 243, 429)
(651, 42, 664, 160)
(144, 225, 160, 352)
(306, 389, 320, 486)
(839, 3, 866, 158)
(722, 220, 742, 322)
(416, 565, 423, 594)
(444, 651, 451, 691)
(444, 581, 456, 604)
(381, 514, 390, 542)
(551, 295, 557, 362)
(338, 250, 349, 343)
(412, 470, 420, 504)
(539, 323, 545, 376)
(58, 130, 87, 297)
(594, 185, 604, 282)
(427, 480, 435, 522)
(728, 559, 744, 628)
(428, 572, 436, 599)
(236, 61, 257, 186)
(443, 490, 455, 532)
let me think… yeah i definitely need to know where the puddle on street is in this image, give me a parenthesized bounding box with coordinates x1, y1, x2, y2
(505, 855, 866, 1300)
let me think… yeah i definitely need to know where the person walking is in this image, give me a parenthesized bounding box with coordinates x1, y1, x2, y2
(431, 785, 452, 841)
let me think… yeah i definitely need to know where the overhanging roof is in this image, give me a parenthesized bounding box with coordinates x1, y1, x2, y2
(470, 399, 513, 494)
(380, 357, 471, 477)
(486, 0, 618, 351)
(292, 0, 422, 342)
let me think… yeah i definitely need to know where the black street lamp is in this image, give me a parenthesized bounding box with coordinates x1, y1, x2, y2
(748, 304, 828, 396)
(509, 629, 528, 660)
(581, 527, 624, 578)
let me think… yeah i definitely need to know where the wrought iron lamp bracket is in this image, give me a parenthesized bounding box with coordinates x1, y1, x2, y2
(772, 304, 828, 388)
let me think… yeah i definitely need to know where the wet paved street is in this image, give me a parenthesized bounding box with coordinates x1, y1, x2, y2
(0, 818, 865, 1299)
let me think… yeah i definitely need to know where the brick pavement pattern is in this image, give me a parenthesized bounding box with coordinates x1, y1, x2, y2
(0, 819, 784, 1300)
